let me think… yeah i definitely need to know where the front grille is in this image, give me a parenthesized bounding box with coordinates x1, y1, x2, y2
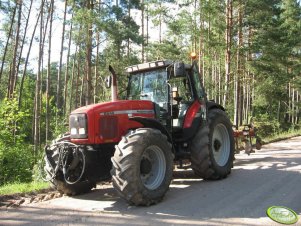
(100, 116, 118, 139)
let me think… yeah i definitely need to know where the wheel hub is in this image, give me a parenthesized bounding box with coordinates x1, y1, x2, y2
(140, 158, 152, 175)
(212, 123, 231, 167)
(140, 145, 166, 190)
(213, 139, 222, 152)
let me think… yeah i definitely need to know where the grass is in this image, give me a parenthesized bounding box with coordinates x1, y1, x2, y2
(0, 181, 50, 196)
(262, 128, 301, 144)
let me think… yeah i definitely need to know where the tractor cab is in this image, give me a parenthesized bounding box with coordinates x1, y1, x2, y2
(125, 60, 207, 139)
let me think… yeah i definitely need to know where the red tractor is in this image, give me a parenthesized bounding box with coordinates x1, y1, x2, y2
(44, 60, 235, 206)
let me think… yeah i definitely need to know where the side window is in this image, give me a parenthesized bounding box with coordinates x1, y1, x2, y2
(153, 71, 168, 104)
(192, 63, 205, 99)
(169, 77, 193, 102)
(128, 74, 141, 100)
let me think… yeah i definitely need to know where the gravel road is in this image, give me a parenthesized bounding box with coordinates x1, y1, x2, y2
(1, 136, 301, 226)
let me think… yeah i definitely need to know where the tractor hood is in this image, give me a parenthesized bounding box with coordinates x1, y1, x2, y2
(69, 100, 156, 144)
(71, 100, 155, 115)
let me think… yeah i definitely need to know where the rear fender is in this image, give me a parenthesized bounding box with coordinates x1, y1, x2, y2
(207, 101, 225, 112)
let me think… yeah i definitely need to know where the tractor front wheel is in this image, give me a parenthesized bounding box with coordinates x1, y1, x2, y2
(111, 128, 174, 206)
(44, 147, 95, 196)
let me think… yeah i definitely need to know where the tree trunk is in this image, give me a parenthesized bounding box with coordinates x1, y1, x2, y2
(292, 85, 295, 125)
(80, 65, 85, 107)
(75, 46, 81, 109)
(63, 13, 73, 116)
(146, 3, 149, 61)
(69, 46, 78, 113)
(193, 0, 197, 52)
(244, 52, 249, 124)
(46, 0, 54, 142)
(7, 63, 12, 98)
(223, 0, 232, 107)
(234, 0, 242, 127)
(296, 91, 299, 124)
(158, 2, 162, 43)
(8, 0, 22, 98)
(85, 0, 93, 105)
(18, 10, 42, 109)
(56, 0, 68, 115)
(16, 0, 33, 87)
(94, 32, 100, 104)
(141, 0, 145, 62)
(34, 0, 44, 157)
(0, 5, 16, 83)
(208, 7, 212, 100)
(127, 2, 131, 58)
(248, 27, 254, 117)
(218, 53, 222, 104)
(288, 82, 291, 123)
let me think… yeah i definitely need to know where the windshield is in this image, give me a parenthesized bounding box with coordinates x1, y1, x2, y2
(127, 69, 168, 107)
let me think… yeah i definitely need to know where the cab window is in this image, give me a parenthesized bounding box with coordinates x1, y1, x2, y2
(191, 63, 205, 99)
(128, 69, 168, 107)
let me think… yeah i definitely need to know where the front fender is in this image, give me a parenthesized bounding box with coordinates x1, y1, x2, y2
(129, 116, 174, 151)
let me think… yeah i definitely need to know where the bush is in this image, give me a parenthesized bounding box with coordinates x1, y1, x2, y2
(253, 114, 281, 138)
(0, 98, 34, 185)
(0, 142, 34, 185)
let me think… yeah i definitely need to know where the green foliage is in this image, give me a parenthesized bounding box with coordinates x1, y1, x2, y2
(0, 142, 33, 185)
(263, 127, 301, 143)
(247, 0, 301, 126)
(50, 116, 69, 139)
(146, 40, 185, 61)
(253, 113, 281, 138)
(0, 98, 29, 143)
(31, 150, 48, 182)
(0, 98, 33, 185)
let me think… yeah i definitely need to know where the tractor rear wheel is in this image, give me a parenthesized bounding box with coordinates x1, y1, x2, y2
(44, 148, 95, 196)
(191, 109, 234, 179)
(111, 128, 174, 206)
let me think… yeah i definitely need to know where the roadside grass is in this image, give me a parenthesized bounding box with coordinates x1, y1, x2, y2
(0, 181, 50, 196)
(262, 128, 301, 144)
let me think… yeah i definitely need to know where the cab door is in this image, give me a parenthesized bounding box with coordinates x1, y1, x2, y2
(176, 61, 207, 140)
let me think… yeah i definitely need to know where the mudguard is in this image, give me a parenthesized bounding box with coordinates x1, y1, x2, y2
(129, 117, 173, 148)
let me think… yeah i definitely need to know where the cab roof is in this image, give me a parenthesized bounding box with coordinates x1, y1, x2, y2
(125, 60, 191, 74)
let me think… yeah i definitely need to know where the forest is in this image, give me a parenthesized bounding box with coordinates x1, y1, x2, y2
(0, 0, 300, 186)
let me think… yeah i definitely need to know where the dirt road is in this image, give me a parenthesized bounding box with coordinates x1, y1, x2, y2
(1, 136, 301, 226)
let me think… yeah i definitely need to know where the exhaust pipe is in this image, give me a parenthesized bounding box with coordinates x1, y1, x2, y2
(109, 65, 118, 101)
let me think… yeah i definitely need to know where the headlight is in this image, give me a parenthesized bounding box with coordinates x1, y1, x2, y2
(69, 113, 88, 139)
(71, 128, 77, 135)
(79, 128, 86, 135)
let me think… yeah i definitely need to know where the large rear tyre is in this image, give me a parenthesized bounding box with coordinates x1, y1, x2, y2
(44, 146, 95, 196)
(111, 128, 174, 206)
(191, 109, 234, 179)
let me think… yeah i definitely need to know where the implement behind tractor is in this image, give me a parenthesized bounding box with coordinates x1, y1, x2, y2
(44, 60, 235, 206)
(233, 124, 262, 155)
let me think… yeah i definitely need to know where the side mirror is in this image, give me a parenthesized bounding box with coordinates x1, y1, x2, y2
(174, 62, 185, 77)
(105, 76, 112, 88)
